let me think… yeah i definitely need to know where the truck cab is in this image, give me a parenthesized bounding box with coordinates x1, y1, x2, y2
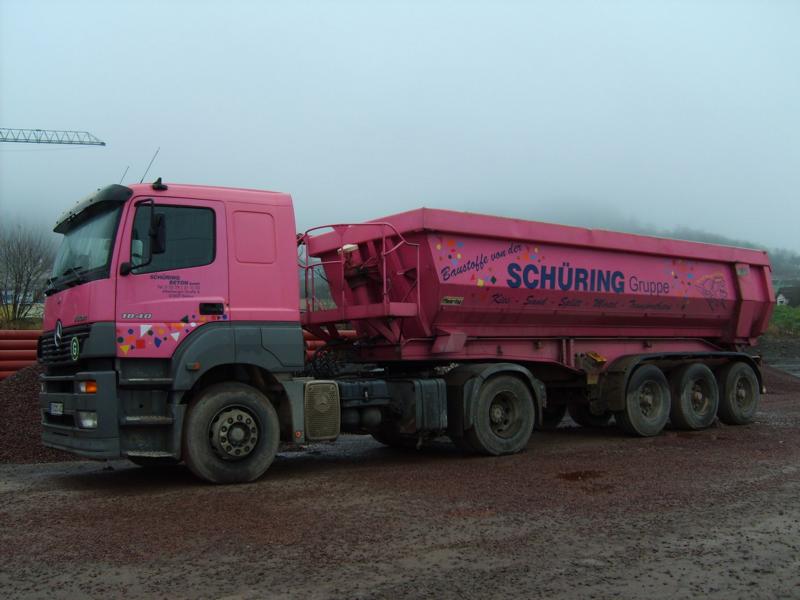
(39, 182, 310, 481)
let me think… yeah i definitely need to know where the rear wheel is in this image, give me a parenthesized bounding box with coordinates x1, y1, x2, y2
(567, 403, 613, 428)
(616, 365, 670, 437)
(669, 363, 719, 430)
(465, 376, 535, 455)
(183, 382, 280, 484)
(717, 362, 760, 425)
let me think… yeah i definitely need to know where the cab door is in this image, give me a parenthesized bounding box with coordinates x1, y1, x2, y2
(115, 197, 228, 358)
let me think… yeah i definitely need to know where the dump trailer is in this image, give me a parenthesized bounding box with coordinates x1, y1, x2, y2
(38, 182, 774, 483)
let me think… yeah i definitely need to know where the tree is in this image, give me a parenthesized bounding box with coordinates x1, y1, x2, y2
(0, 222, 57, 325)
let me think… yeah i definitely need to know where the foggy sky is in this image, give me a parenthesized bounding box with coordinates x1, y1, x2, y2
(1, 0, 799, 251)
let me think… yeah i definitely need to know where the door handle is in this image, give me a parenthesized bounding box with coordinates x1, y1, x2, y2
(199, 302, 224, 316)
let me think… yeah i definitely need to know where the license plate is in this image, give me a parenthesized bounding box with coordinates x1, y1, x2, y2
(49, 402, 64, 416)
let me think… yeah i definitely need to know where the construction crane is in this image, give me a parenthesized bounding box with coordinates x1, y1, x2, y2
(0, 128, 105, 146)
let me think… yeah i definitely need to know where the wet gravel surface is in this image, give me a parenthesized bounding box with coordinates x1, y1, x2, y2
(0, 365, 72, 463)
(1, 366, 799, 599)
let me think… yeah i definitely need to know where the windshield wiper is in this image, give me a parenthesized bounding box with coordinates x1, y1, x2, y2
(44, 266, 90, 295)
(44, 266, 85, 295)
(55, 265, 88, 290)
(61, 266, 86, 282)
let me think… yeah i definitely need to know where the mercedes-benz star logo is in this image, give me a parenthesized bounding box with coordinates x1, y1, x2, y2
(54, 320, 63, 349)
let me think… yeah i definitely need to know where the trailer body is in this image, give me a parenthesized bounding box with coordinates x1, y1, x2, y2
(303, 208, 773, 363)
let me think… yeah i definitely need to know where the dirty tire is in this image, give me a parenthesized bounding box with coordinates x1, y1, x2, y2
(128, 456, 180, 468)
(669, 363, 719, 430)
(616, 365, 670, 437)
(183, 382, 280, 484)
(716, 362, 760, 425)
(466, 375, 535, 455)
(567, 403, 613, 428)
(539, 404, 567, 430)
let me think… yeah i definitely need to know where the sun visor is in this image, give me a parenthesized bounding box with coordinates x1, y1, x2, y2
(54, 184, 133, 233)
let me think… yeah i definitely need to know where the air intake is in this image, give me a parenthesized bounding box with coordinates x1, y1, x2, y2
(304, 381, 340, 441)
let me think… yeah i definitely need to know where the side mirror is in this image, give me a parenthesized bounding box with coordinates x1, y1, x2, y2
(120, 199, 165, 276)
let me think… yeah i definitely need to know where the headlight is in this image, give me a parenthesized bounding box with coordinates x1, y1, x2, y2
(77, 411, 98, 429)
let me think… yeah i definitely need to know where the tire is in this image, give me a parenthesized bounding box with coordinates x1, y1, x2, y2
(539, 403, 567, 430)
(465, 375, 535, 455)
(567, 403, 613, 428)
(716, 362, 760, 425)
(129, 456, 180, 468)
(616, 365, 671, 437)
(669, 363, 719, 430)
(183, 382, 280, 484)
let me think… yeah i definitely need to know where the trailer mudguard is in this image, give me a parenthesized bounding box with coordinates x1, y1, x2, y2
(445, 362, 546, 433)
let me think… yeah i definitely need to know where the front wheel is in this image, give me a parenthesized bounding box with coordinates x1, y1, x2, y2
(183, 382, 280, 484)
(616, 365, 671, 437)
(465, 376, 535, 455)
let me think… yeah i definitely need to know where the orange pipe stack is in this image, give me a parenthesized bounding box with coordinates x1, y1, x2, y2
(0, 330, 41, 381)
(303, 329, 356, 361)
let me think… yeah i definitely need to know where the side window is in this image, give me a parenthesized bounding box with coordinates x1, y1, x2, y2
(131, 205, 215, 273)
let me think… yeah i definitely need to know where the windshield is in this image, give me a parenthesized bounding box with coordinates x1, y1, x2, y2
(49, 205, 123, 291)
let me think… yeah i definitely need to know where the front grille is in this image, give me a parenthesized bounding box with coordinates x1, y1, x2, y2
(38, 324, 91, 365)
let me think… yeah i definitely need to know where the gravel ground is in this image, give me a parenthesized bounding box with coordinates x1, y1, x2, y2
(0, 365, 73, 463)
(0, 366, 799, 599)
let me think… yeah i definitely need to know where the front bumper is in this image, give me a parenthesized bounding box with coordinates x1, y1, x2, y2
(40, 370, 120, 459)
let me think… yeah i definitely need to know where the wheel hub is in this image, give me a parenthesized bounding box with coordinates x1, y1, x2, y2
(210, 407, 260, 461)
(491, 404, 506, 424)
(735, 378, 753, 409)
(639, 384, 656, 416)
(489, 394, 517, 437)
(691, 381, 710, 414)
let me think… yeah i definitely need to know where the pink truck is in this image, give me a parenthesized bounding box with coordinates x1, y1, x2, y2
(38, 181, 774, 483)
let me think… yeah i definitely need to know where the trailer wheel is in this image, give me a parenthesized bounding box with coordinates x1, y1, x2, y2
(616, 365, 670, 437)
(466, 375, 535, 455)
(567, 404, 613, 428)
(539, 404, 567, 430)
(183, 382, 280, 484)
(716, 362, 760, 425)
(669, 363, 719, 430)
